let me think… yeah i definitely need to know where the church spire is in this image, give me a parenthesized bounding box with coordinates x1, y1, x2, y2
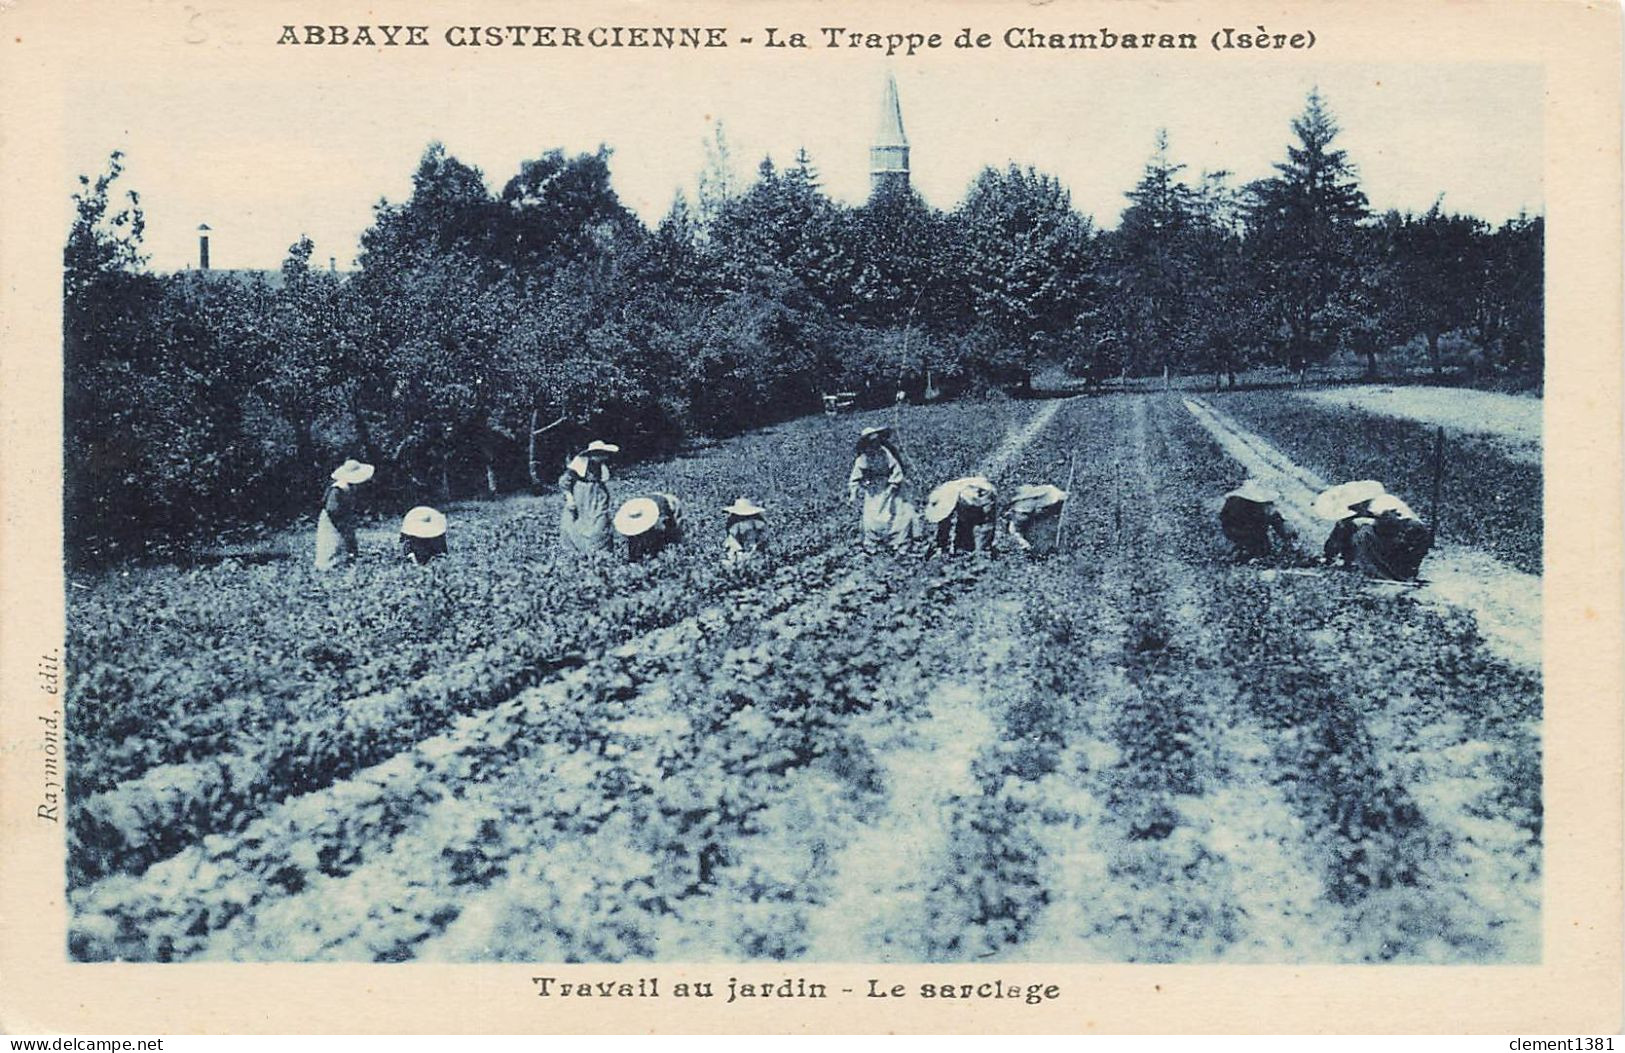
(870, 72, 910, 196)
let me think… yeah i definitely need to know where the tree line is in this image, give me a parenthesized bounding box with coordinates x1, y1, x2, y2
(64, 90, 1542, 561)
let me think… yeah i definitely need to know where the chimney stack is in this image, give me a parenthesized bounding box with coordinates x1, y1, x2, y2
(329, 256, 337, 273)
(197, 223, 212, 270)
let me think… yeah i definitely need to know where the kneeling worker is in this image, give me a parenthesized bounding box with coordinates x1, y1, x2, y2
(614, 492, 685, 562)
(1316, 481, 1433, 581)
(399, 506, 449, 565)
(925, 476, 998, 555)
(1219, 479, 1295, 561)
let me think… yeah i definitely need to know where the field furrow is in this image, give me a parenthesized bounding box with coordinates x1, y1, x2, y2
(67, 391, 1544, 965)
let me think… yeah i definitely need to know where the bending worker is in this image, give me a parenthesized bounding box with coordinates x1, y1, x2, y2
(1315, 480, 1434, 581)
(1005, 484, 1069, 556)
(1219, 479, 1295, 561)
(924, 475, 998, 555)
(848, 426, 921, 553)
(399, 506, 449, 565)
(614, 491, 684, 562)
(559, 440, 619, 556)
(723, 498, 768, 566)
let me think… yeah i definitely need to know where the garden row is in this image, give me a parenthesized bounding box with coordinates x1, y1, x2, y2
(69, 542, 991, 960)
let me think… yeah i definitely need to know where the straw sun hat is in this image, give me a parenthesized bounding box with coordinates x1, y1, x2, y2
(1225, 479, 1279, 504)
(724, 498, 765, 517)
(614, 497, 664, 537)
(924, 476, 996, 523)
(1365, 493, 1419, 520)
(1008, 484, 1068, 513)
(1311, 479, 1387, 521)
(331, 459, 375, 485)
(399, 506, 447, 539)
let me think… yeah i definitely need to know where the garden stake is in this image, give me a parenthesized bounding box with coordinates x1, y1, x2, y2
(1058, 450, 1078, 550)
(1430, 425, 1446, 533)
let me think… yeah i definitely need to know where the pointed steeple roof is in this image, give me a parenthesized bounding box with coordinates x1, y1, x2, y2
(875, 72, 907, 148)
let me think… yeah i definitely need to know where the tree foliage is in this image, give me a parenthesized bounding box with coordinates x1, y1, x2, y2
(63, 88, 1544, 560)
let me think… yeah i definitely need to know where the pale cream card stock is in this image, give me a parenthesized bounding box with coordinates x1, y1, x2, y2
(0, 0, 1620, 1035)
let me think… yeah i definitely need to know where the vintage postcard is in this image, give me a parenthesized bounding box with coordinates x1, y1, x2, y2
(1, 0, 1620, 1035)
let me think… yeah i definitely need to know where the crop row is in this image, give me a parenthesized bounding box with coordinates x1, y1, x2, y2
(69, 549, 987, 961)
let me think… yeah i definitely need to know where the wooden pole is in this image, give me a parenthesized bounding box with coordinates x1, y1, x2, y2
(1429, 425, 1446, 532)
(1056, 451, 1078, 551)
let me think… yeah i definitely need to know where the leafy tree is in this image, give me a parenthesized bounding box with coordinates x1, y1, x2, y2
(1185, 170, 1257, 386)
(496, 146, 641, 274)
(358, 143, 496, 272)
(1386, 200, 1487, 374)
(694, 119, 738, 240)
(253, 236, 347, 482)
(64, 152, 159, 559)
(951, 164, 1095, 389)
(1475, 212, 1543, 378)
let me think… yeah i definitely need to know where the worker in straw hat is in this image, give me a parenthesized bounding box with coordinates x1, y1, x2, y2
(315, 458, 374, 569)
(924, 476, 998, 555)
(1004, 484, 1069, 556)
(847, 426, 921, 553)
(558, 440, 620, 556)
(1219, 478, 1295, 562)
(1315, 480, 1433, 581)
(722, 498, 768, 566)
(399, 506, 448, 566)
(614, 492, 684, 563)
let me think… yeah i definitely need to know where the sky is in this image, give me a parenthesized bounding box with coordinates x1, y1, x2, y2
(66, 59, 1543, 273)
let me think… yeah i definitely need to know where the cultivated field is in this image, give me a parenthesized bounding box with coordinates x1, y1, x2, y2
(65, 391, 1542, 963)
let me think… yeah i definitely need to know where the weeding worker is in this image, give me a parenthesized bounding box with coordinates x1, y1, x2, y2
(924, 476, 998, 555)
(848, 426, 921, 553)
(1316, 480, 1434, 581)
(614, 492, 684, 563)
(558, 440, 619, 556)
(722, 498, 768, 566)
(399, 506, 449, 565)
(1004, 484, 1069, 556)
(1219, 479, 1295, 561)
(315, 458, 374, 569)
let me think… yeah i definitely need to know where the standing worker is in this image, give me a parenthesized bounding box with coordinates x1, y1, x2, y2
(1315, 481, 1434, 581)
(924, 476, 998, 555)
(1219, 479, 1295, 561)
(614, 492, 685, 562)
(847, 426, 921, 553)
(315, 458, 374, 569)
(1004, 484, 1069, 556)
(399, 506, 449, 565)
(722, 498, 768, 566)
(558, 440, 619, 556)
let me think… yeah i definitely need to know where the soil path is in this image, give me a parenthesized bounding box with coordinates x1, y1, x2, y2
(1183, 397, 1541, 670)
(1018, 398, 1343, 960)
(1294, 386, 1540, 458)
(795, 398, 1072, 959)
